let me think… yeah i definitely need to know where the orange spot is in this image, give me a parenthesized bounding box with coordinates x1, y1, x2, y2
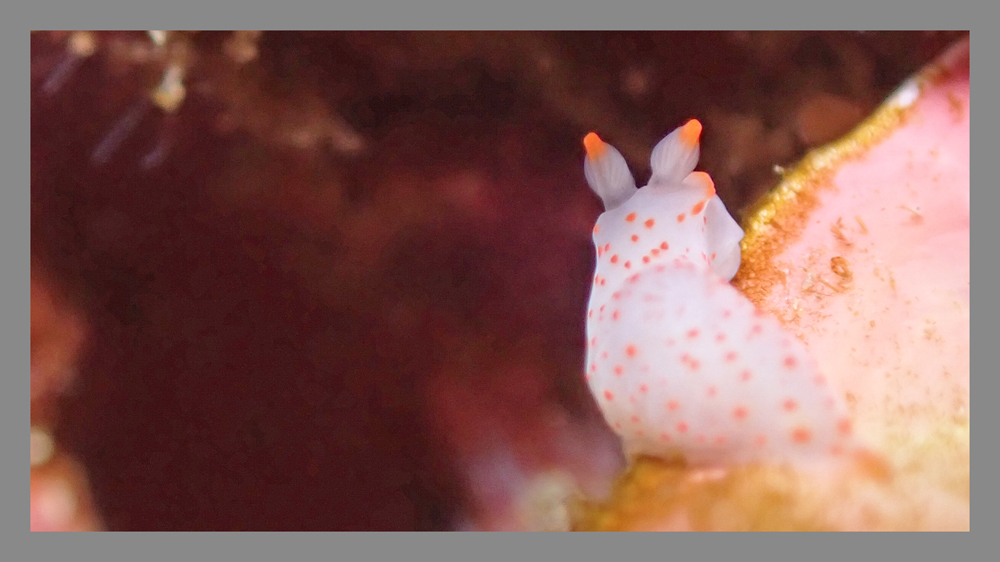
(676, 213, 686, 223)
(733, 406, 748, 420)
(614, 365, 624, 376)
(691, 201, 706, 215)
(593, 224, 600, 234)
(666, 400, 680, 412)
(625, 212, 637, 222)
(837, 418, 853, 436)
(724, 351, 737, 361)
(644, 218, 655, 228)
(625, 344, 638, 357)
(791, 427, 812, 443)
(660, 241, 670, 250)
(680, 119, 702, 147)
(782, 399, 798, 412)
(783, 356, 798, 369)
(676, 421, 689, 433)
(624, 260, 632, 268)
(583, 132, 606, 159)
(610, 254, 619, 264)
(686, 328, 699, 339)
(631, 234, 639, 242)
(603, 390, 614, 401)
(596, 247, 602, 257)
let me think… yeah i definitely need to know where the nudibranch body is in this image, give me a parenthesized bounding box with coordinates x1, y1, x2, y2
(583, 120, 857, 468)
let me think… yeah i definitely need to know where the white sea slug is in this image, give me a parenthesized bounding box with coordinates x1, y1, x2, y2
(582, 120, 859, 468)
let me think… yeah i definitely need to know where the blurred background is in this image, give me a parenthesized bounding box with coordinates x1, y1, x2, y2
(30, 30, 967, 531)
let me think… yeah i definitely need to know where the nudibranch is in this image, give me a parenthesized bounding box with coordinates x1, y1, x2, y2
(583, 120, 859, 468)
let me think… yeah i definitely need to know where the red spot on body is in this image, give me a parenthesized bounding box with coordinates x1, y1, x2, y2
(686, 328, 700, 339)
(631, 234, 639, 242)
(714, 435, 727, 445)
(625, 345, 638, 357)
(814, 375, 827, 386)
(604, 243, 610, 252)
(660, 241, 670, 250)
(600, 278, 607, 286)
(624, 260, 632, 269)
(691, 201, 706, 215)
(650, 248, 660, 256)
(750, 324, 763, 336)
(593, 225, 600, 234)
(631, 415, 641, 424)
(665, 338, 675, 346)
(733, 406, 748, 420)
(667, 400, 680, 412)
(837, 418, 853, 436)
(642, 256, 651, 263)
(706, 386, 717, 397)
(676, 421, 689, 433)
(610, 254, 619, 264)
(588, 309, 593, 318)
(659, 433, 672, 442)
(716, 333, 727, 342)
(740, 370, 753, 382)
(791, 427, 812, 444)
(724, 351, 738, 362)
(783, 355, 798, 369)
(625, 212, 637, 222)
(783, 399, 798, 412)
(601, 351, 609, 359)
(603, 390, 614, 401)
(612, 310, 620, 320)
(754, 435, 768, 447)
(644, 218, 655, 228)
(614, 365, 624, 376)
(696, 434, 707, 444)
(677, 213, 686, 223)
(722, 309, 732, 318)
(639, 383, 649, 393)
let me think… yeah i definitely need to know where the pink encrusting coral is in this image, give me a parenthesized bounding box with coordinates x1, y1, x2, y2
(583, 121, 862, 468)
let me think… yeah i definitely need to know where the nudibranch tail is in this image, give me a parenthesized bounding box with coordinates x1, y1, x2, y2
(583, 132, 637, 211)
(650, 118, 702, 186)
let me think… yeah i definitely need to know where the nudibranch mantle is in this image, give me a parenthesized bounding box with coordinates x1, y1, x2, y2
(583, 121, 857, 468)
